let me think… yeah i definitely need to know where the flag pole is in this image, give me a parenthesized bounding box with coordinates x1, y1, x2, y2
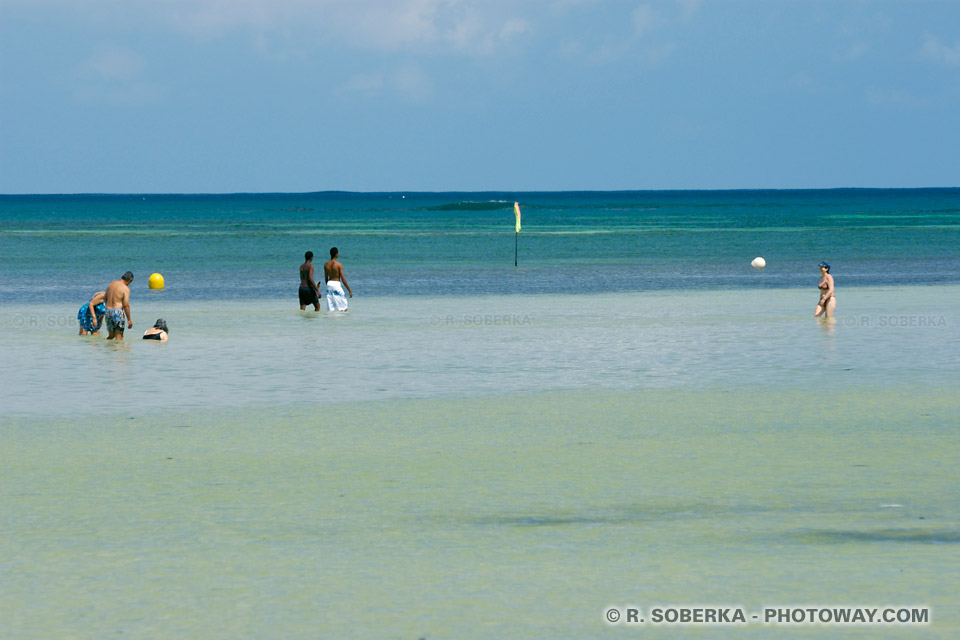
(513, 202, 521, 267)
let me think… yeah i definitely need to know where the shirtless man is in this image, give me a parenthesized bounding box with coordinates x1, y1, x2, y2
(323, 247, 353, 312)
(104, 271, 134, 340)
(299, 251, 321, 311)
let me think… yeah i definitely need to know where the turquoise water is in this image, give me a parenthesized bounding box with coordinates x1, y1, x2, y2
(1, 190, 959, 638)
(2, 189, 960, 301)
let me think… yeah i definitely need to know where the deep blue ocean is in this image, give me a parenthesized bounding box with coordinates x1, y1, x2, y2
(2, 189, 959, 302)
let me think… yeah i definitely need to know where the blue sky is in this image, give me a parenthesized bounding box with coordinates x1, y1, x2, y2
(1, 0, 958, 193)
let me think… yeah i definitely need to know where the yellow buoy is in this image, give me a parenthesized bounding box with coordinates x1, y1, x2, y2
(148, 273, 165, 289)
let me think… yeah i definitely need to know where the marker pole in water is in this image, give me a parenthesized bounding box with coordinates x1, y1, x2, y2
(514, 202, 521, 267)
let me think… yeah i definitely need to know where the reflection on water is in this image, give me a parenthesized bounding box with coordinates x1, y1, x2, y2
(1, 285, 957, 418)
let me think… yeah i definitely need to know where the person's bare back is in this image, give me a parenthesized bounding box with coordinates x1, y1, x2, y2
(323, 248, 352, 296)
(104, 271, 134, 339)
(322, 247, 352, 311)
(104, 280, 129, 310)
(323, 258, 343, 283)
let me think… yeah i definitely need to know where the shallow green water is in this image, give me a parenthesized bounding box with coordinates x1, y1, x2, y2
(2, 284, 958, 638)
(2, 386, 957, 639)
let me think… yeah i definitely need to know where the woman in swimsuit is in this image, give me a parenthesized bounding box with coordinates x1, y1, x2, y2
(78, 291, 107, 335)
(814, 261, 835, 319)
(142, 319, 169, 341)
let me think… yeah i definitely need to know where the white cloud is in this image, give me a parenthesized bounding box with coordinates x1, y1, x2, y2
(338, 73, 385, 96)
(643, 41, 678, 66)
(500, 18, 529, 42)
(789, 71, 817, 92)
(920, 35, 960, 66)
(588, 40, 632, 65)
(444, 11, 489, 52)
(843, 42, 871, 60)
(866, 88, 927, 109)
(74, 43, 162, 106)
(438, 13, 528, 55)
(392, 64, 434, 102)
(551, 0, 598, 8)
(555, 3, 678, 66)
(79, 44, 145, 81)
(156, 0, 288, 38)
(632, 5, 657, 36)
(337, 64, 433, 102)
(337, 0, 446, 50)
(143, 0, 529, 57)
(334, 1, 529, 56)
(9, 0, 524, 54)
(675, 0, 701, 20)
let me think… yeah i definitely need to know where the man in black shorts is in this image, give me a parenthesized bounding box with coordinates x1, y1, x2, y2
(299, 251, 321, 311)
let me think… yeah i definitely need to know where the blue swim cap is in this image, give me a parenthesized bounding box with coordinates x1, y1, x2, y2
(818, 261, 830, 272)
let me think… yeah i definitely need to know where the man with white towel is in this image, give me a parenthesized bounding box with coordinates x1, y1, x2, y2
(323, 247, 353, 312)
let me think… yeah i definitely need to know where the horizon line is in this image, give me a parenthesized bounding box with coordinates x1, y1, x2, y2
(2, 186, 959, 197)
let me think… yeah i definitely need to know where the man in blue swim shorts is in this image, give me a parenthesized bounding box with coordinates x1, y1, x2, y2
(104, 271, 134, 340)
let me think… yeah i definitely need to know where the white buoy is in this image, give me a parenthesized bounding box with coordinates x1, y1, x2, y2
(751, 257, 766, 269)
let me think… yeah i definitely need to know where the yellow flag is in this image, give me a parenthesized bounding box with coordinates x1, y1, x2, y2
(514, 202, 521, 233)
